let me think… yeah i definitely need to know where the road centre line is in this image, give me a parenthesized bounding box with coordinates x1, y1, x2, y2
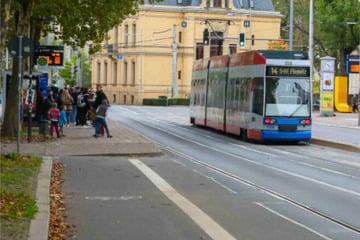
(129, 158, 237, 240)
(255, 202, 333, 240)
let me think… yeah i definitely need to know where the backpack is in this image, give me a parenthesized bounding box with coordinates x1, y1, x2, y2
(77, 93, 86, 107)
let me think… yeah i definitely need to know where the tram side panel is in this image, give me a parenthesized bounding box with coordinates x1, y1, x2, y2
(205, 55, 229, 131)
(190, 59, 209, 126)
(225, 51, 267, 138)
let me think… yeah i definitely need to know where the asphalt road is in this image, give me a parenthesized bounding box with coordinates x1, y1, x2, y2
(60, 106, 360, 240)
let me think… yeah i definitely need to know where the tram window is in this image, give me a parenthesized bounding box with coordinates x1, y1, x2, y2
(252, 78, 264, 115)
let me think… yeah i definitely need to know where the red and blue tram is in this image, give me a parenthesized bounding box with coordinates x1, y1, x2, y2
(190, 50, 312, 142)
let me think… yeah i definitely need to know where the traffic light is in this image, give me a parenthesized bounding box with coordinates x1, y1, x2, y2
(203, 28, 209, 45)
(239, 32, 245, 47)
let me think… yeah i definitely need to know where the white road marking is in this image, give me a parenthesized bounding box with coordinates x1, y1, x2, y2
(255, 202, 333, 240)
(129, 158, 237, 240)
(85, 196, 143, 201)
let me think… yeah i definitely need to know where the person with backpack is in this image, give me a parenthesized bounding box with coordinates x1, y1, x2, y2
(77, 88, 90, 127)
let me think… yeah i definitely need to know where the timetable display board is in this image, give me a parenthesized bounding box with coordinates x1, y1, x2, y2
(34, 45, 64, 66)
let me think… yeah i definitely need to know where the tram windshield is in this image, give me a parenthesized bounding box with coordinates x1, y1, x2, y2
(265, 77, 310, 117)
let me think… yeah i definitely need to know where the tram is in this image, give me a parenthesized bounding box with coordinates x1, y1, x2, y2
(190, 50, 312, 142)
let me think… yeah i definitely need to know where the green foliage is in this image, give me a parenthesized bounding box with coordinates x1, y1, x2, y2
(315, 0, 360, 53)
(0, 153, 42, 238)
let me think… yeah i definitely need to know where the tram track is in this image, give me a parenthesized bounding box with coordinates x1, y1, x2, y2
(117, 114, 360, 238)
(163, 146, 360, 236)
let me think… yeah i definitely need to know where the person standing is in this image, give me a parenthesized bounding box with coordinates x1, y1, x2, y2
(60, 88, 74, 126)
(93, 84, 108, 135)
(77, 88, 90, 127)
(71, 86, 81, 125)
(352, 94, 358, 113)
(48, 102, 61, 138)
(93, 99, 112, 138)
(59, 105, 67, 136)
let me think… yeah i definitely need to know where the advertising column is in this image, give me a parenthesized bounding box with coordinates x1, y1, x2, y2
(320, 56, 336, 116)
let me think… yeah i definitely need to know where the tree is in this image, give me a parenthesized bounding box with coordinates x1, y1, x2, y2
(273, 0, 360, 75)
(1, 0, 161, 138)
(315, 0, 360, 75)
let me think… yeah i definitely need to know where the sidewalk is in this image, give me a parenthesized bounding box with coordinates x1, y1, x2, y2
(311, 111, 360, 152)
(0, 119, 162, 157)
(312, 111, 360, 129)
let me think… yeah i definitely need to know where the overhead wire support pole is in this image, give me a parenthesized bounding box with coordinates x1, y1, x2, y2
(171, 24, 178, 98)
(289, 0, 294, 50)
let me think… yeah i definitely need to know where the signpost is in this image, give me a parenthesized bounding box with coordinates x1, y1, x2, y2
(7, 35, 32, 153)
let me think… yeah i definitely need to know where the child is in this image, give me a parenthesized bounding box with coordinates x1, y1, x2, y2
(47, 102, 61, 138)
(59, 105, 67, 136)
(93, 99, 112, 138)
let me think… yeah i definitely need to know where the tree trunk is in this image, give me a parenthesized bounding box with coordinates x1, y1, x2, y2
(1, 58, 22, 138)
(1, 0, 34, 138)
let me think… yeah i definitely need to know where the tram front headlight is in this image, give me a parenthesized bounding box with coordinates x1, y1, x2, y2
(264, 118, 276, 124)
(300, 119, 311, 125)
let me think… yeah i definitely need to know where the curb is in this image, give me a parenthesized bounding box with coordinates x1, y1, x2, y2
(28, 156, 53, 240)
(310, 138, 360, 153)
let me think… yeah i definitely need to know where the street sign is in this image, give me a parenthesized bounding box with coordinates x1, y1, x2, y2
(7, 36, 32, 57)
(117, 54, 123, 60)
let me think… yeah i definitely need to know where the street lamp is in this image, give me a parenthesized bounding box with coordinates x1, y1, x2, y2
(347, 21, 360, 126)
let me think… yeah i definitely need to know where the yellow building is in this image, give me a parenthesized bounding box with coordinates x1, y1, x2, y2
(91, 0, 282, 105)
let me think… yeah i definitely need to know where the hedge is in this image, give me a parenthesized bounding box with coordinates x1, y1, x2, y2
(143, 98, 190, 106)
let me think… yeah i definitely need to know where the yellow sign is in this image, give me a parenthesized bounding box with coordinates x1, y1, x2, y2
(320, 92, 334, 111)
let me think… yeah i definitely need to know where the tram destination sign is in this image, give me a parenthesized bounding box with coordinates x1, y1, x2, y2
(266, 66, 310, 77)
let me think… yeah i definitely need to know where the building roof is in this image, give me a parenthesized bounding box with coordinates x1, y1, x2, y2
(144, 0, 275, 11)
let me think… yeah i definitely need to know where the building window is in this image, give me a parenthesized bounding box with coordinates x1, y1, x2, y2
(132, 23, 136, 47)
(206, 0, 210, 7)
(210, 32, 223, 57)
(104, 61, 108, 84)
(97, 62, 101, 84)
(179, 31, 182, 43)
(113, 61, 117, 84)
(213, 0, 221, 7)
(229, 44, 237, 55)
(124, 24, 129, 46)
(131, 61, 136, 85)
(124, 61, 128, 85)
(123, 95, 127, 104)
(178, 70, 181, 80)
(131, 95, 134, 104)
(196, 43, 204, 60)
(114, 26, 118, 52)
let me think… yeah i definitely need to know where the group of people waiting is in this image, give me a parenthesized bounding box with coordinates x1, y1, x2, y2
(37, 84, 112, 138)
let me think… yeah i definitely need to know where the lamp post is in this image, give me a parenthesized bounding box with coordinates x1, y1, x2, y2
(347, 21, 360, 126)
